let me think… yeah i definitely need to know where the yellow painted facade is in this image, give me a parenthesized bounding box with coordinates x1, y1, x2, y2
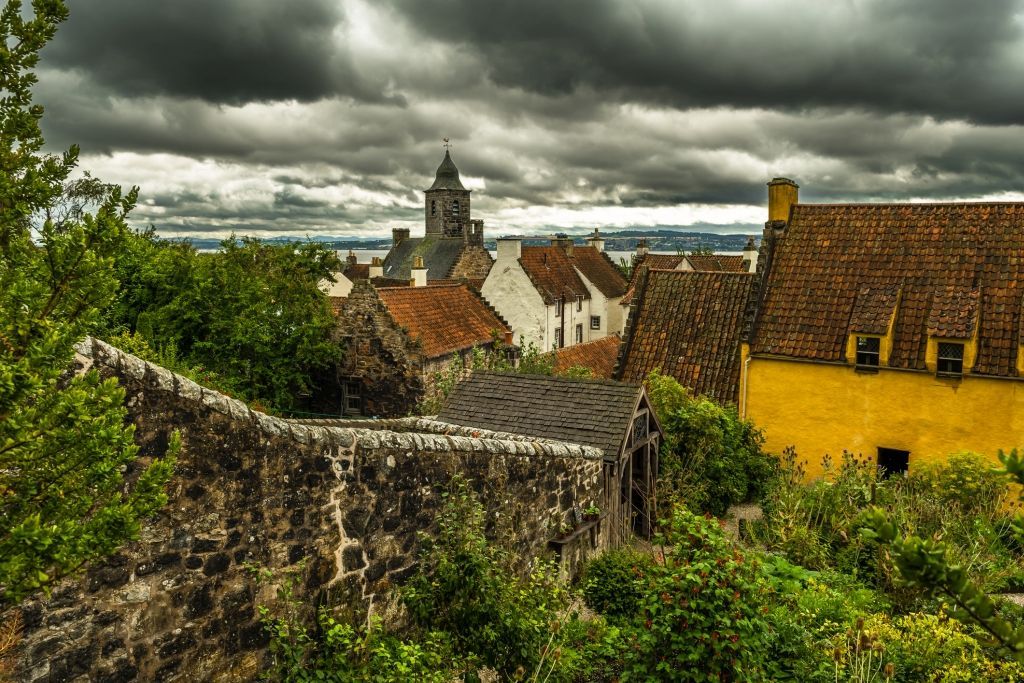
(740, 350, 1024, 479)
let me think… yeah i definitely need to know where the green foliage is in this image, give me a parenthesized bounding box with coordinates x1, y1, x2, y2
(622, 507, 769, 681)
(256, 565, 456, 682)
(581, 547, 653, 622)
(0, 0, 175, 604)
(104, 232, 342, 411)
(402, 475, 571, 679)
(646, 370, 776, 516)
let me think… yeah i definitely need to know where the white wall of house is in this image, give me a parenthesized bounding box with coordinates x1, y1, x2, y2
(319, 272, 354, 298)
(573, 269, 625, 338)
(482, 242, 549, 351)
(543, 294, 594, 351)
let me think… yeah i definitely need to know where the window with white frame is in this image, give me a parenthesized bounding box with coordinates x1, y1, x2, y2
(590, 315, 601, 329)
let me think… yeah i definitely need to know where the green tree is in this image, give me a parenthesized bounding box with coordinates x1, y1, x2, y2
(0, 0, 175, 605)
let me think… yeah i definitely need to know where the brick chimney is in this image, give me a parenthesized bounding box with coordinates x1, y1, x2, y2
(496, 237, 522, 262)
(585, 228, 605, 253)
(742, 236, 758, 273)
(392, 227, 410, 248)
(411, 255, 427, 287)
(768, 177, 799, 223)
(369, 256, 383, 279)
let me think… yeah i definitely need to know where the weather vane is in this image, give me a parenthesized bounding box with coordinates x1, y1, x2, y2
(442, 137, 451, 150)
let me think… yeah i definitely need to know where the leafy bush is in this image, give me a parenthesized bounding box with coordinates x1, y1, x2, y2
(622, 507, 769, 681)
(646, 370, 776, 516)
(581, 547, 653, 621)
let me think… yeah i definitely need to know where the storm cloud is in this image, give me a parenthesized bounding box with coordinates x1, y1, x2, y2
(30, 0, 1024, 237)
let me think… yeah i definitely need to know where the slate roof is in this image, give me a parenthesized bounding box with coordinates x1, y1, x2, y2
(570, 247, 629, 298)
(618, 269, 755, 404)
(750, 203, 1024, 377)
(427, 150, 468, 191)
(549, 336, 622, 379)
(382, 236, 467, 281)
(436, 371, 644, 457)
(376, 284, 510, 359)
(519, 246, 592, 303)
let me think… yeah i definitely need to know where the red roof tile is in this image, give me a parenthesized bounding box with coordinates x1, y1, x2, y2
(751, 203, 1024, 377)
(618, 269, 755, 404)
(549, 336, 622, 378)
(569, 247, 628, 298)
(686, 254, 746, 272)
(519, 246, 591, 304)
(376, 284, 511, 358)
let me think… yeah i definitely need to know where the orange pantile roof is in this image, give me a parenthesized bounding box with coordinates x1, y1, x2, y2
(569, 247, 628, 298)
(620, 253, 744, 305)
(519, 246, 591, 304)
(376, 284, 510, 359)
(549, 336, 622, 379)
(686, 254, 746, 272)
(618, 269, 755, 404)
(429, 278, 486, 290)
(750, 203, 1024, 377)
(622, 254, 686, 305)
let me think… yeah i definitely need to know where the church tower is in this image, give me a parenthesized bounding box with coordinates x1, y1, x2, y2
(425, 149, 471, 239)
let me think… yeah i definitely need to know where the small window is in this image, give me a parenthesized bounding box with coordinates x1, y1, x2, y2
(344, 381, 362, 415)
(431, 200, 436, 216)
(856, 336, 880, 367)
(553, 328, 563, 349)
(452, 200, 460, 217)
(937, 342, 964, 376)
(590, 315, 601, 330)
(575, 323, 583, 344)
(554, 299, 562, 317)
(877, 447, 909, 478)
(576, 295, 583, 312)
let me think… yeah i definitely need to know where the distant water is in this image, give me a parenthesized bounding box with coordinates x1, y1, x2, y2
(340, 248, 741, 264)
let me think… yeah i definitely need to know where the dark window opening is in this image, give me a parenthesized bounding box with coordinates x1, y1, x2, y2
(343, 381, 362, 416)
(452, 200, 460, 218)
(575, 323, 583, 344)
(877, 447, 909, 478)
(937, 342, 964, 376)
(553, 328, 563, 349)
(590, 315, 601, 329)
(554, 299, 562, 317)
(856, 336, 880, 367)
(576, 295, 583, 312)
(430, 200, 436, 216)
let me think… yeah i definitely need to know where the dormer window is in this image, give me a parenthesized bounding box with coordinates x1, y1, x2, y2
(937, 342, 964, 377)
(855, 336, 880, 368)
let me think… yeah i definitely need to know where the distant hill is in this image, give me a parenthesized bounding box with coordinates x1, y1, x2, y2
(173, 229, 757, 253)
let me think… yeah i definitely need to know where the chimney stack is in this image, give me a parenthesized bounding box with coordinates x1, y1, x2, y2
(767, 177, 799, 223)
(346, 250, 357, 266)
(392, 227, 410, 247)
(496, 237, 522, 262)
(742, 236, 758, 273)
(635, 238, 650, 258)
(369, 256, 383, 279)
(585, 228, 605, 253)
(411, 255, 428, 287)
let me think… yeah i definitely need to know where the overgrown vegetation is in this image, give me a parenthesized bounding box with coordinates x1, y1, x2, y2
(0, 0, 176, 605)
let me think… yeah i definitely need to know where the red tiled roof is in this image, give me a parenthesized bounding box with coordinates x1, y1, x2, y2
(549, 336, 621, 379)
(519, 246, 591, 304)
(751, 203, 1024, 377)
(686, 254, 746, 272)
(430, 278, 486, 290)
(618, 269, 755, 404)
(849, 285, 901, 335)
(570, 247, 628, 298)
(376, 284, 511, 358)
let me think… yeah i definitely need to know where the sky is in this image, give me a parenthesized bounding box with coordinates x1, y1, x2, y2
(33, 0, 1024, 239)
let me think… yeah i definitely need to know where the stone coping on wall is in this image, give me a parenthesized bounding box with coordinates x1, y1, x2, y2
(76, 337, 604, 462)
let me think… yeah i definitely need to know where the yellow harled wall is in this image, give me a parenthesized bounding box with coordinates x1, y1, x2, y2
(740, 352, 1024, 479)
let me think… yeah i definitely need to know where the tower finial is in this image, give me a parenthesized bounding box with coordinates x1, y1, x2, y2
(442, 137, 451, 151)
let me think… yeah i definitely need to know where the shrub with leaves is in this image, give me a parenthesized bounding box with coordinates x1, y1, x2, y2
(622, 507, 769, 681)
(581, 547, 653, 622)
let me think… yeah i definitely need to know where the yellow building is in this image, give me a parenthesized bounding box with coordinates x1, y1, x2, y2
(740, 178, 1024, 478)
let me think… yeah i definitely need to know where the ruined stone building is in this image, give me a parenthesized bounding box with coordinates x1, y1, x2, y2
(333, 279, 512, 417)
(16, 339, 614, 681)
(382, 150, 494, 283)
(437, 371, 662, 542)
(482, 231, 629, 352)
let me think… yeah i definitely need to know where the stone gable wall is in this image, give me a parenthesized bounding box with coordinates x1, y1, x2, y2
(449, 245, 494, 280)
(14, 339, 604, 682)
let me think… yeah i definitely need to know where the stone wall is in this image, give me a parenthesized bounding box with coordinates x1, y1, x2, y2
(450, 244, 494, 280)
(334, 281, 424, 417)
(14, 339, 605, 682)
